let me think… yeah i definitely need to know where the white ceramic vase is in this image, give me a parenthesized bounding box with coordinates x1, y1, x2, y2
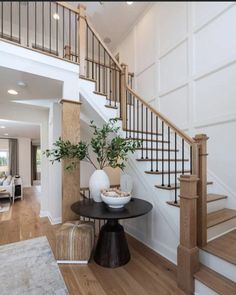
(89, 169, 110, 202)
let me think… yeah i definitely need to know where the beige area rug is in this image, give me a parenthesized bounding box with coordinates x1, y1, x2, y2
(0, 199, 10, 213)
(0, 236, 69, 295)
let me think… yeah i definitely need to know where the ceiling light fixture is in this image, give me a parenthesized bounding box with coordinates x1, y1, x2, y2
(8, 89, 18, 95)
(127, 2, 133, 5)
(0, 126, 6, 129)
(53, 13, 60, 20)
(17, 81, 27, 88)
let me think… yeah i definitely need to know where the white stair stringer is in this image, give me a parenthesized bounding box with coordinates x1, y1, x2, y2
(79, 77, 181, 263)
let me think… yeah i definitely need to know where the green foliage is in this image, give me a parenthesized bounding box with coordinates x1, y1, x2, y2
(45, 118, 141, 171)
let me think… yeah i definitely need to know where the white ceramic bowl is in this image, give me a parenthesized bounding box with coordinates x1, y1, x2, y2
(101, 192, 131, 209)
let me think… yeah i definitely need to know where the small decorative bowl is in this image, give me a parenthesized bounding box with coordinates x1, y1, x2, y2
(101, 189, 131, 209)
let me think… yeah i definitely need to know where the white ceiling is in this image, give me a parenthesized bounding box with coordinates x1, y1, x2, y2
(0, 119, 40, 140)
(0, 66, 63, 103)
(71, 1, 152, 50)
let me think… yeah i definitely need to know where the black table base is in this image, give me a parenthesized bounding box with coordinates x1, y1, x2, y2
(94, 219, 130, 268)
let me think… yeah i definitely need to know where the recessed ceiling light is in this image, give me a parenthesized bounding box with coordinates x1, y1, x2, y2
(0, 126, 6, 129)
(17, 81, 27, 88)
(104, 37, 111, 44)
(8, 89, 18, 95)
(53, 13, 60, 20)
(3, 133, 8, 136)
(127, 2, 133, 5)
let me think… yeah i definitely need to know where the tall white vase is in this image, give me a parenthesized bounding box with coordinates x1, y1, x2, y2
(89, 169, 110, 202)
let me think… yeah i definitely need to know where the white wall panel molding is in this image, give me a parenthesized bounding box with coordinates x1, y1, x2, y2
(159, 81, 188, 98)
(193, 2, 235, 34)
(159, 36, 188, 60)
(193, 112, 236, 129)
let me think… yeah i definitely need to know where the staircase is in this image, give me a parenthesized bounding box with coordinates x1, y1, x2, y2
(0, 2, 236, 294)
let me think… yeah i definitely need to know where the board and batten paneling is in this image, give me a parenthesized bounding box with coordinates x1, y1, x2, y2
(114, 1, 236, 262)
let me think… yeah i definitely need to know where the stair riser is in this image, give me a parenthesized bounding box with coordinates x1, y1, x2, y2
(208, 219, 236, 241)
(142, 173, 190, 188)
(200, 249, 236, 283)
(194, 280, 219, 295)
(207, 199, 227, 213)
(135, 149, 182, 159)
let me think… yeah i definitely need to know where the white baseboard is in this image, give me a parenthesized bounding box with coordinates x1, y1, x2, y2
(39, 210, 62, 225)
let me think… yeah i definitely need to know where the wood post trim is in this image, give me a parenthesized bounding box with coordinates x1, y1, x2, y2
(193, 134, 209, 247)
(61, 100, 81, 223)
(178, 174, 199, 295)
(78, 4, 86, 76)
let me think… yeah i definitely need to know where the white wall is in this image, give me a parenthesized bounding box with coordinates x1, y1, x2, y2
(18, 137, 31, 187)
(115, 2, 236, 202)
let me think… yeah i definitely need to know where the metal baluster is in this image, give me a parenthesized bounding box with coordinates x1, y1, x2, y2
(137, 100, 139, 141)
(42, 2, 44, 49)
(98, 41, 100, 92)
(174, 133, 177, 203)
(62, 7, 64, 57)
(35, 1, 37, 47)
(126, 90, 128, 138)
(27, 2, 29, 46)
(86, 24, 89, 75)
(161, 122, 164, 186)
(156, 116, 159, 172)
(92, 32, 94, 79)
(168, 126, 170, 187)
(1, 2, 3, 37)
(129, 91, 131, 138)
(109, 57, 112, 106)
(146, 107, 148, 159)
(114, 68, 117, 107)
(103, 49, 105, 94)
(49, 1, 51, 52)
(19, 1, 21, 43)
(190, 146, 193, 174)
(133, 89, 135, 134)
(75, 12, 77, 62)
(151, 112, 153, 171)
(10, 2, 12, 39)
(141, 103, 144, 159)
(69, 10, 71, 59)
(56, 3, 59, 55)
(182, 139, 184, 175)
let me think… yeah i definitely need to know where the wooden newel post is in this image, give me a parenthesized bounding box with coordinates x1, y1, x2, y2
(177, 175, 199, 295)
(121, 63, 128, 129)
(78, 4, 87, 77)
(193, 134, 208, 247)
(60, 99, 82, 223)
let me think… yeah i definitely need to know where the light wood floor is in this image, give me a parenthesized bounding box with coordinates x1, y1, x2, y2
(0, 187, 186, 295)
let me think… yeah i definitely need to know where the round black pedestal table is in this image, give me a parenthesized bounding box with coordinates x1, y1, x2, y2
(71, 197, 152, 268)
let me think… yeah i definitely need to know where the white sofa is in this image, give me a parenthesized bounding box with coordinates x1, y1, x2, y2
(0, 175, 15, 198)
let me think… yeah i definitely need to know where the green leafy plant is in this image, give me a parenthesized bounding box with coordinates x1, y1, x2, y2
(45, 118, 141, 171)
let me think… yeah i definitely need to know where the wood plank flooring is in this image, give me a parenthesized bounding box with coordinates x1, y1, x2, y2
(0, 187, 186, 295)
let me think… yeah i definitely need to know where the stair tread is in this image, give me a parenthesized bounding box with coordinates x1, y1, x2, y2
(145, 170, 190, 175)
(127, 137, 169, 143)
(79, 75, 96, 83)
(124, 129, 162, 136)
(136, 147, 179, 152)
(94, 90, 107, 97)
(207, 193, 227, 203)
(105, 104, 118, 109)
(166, 193, 225, 208)
(137, 158, 189, 162)
(194, 265, 236, 295)
(207, 209, 236, 229)
(156, 181, 213, 190)
(202, 229, 236, 265)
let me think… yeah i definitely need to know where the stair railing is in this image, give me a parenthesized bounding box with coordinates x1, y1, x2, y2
(0, 1, 80, 63)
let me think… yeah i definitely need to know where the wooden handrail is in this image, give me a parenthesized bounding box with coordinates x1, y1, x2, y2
(125, 85, 195, 145)
(57, 2, 80, 14)
(85, 18, 123, 72)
